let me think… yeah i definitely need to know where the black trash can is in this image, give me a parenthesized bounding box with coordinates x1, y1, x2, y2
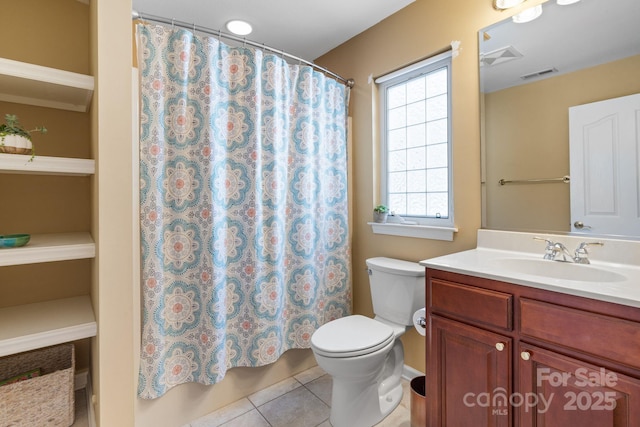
(410, 375, 426, 427)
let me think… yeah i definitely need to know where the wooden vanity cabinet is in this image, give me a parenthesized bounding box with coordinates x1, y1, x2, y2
(426, 268, 640, 427)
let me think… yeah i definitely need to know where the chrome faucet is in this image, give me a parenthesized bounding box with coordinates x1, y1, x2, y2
(534, 237, 604, 264)
(550, 242, 573, 262)
(572, 242, 604, 264)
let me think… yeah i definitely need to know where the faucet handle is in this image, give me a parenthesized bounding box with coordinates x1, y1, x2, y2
(573, 241, 604, 264)
(534, 237, 558, 260)
(533, 236, 554, 246)
(576, 241, 604, 249)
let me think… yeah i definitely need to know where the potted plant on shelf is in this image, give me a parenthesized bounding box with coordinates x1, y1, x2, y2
(0, 114, 47, 159)
(373, 205, 389, 223)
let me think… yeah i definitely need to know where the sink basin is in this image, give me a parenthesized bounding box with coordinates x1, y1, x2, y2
(490, 258, 627, 283)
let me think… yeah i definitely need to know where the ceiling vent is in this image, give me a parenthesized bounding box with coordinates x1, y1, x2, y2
(520, 67, 558, 80)
(479, 46, 523, 67)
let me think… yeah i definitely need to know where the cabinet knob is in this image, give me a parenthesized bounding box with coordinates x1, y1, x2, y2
(495, 342, 505, 352)
(521, 351, 531, 361)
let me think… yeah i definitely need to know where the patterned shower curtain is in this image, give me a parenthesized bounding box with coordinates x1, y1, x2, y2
(136, 23, 351, 399)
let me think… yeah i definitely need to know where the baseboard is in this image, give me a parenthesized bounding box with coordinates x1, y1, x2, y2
(75, 369, 89, 390)
(86, 371, 96, 427)
(74, 369, 96, 427)
(402, 364, 424, 380)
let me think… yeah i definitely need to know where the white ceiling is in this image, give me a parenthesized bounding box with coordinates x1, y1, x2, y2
(131, 0, 415, 61)
(480, 0, 640, 93)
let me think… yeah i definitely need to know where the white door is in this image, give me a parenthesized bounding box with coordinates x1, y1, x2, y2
(569, 93, 640, 238)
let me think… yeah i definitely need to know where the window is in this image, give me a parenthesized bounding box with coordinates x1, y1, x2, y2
(377, 51, 453, 229)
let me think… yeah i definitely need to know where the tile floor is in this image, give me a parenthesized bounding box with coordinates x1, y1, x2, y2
(185, 366, 413, 427)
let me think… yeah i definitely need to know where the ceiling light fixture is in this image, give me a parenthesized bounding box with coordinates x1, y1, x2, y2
(226, 20, 253, 36)
(512, 4, 543, 23)
(493, 0, 527, 10)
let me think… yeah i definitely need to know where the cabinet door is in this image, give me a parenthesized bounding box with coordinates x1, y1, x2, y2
(429, 315, 512, 427)
(518, 343, 640, 427)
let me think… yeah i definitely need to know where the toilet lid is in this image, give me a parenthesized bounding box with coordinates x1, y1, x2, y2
(311, 315, 394, 358)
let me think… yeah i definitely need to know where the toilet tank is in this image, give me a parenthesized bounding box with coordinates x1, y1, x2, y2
(366, 257, 426, 326)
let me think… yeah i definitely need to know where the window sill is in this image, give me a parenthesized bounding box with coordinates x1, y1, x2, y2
(368, 222, 458, 241)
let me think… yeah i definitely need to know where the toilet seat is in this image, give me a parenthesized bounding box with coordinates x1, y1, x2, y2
(311, 315, 394, 358)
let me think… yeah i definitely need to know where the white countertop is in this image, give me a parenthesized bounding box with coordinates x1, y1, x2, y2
(420, 230, 640, 308)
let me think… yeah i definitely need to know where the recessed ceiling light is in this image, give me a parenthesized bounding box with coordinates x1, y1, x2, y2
(226, 20, 253, 36)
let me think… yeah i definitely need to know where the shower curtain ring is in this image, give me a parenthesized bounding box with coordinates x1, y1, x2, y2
(171, 18, 175, 31)
(193, 22, 196, 33)
(243, 38, 246, 47)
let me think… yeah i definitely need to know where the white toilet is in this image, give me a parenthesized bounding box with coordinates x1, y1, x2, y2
(311, 257, 425, 427)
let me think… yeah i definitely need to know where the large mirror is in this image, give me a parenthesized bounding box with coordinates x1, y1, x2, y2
(479, 0, 640, 238)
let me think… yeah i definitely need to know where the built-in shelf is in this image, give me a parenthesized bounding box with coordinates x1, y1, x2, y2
(0, 296, 96, 357)
(0, 232, 95, 267)
(0, 57, 94, 112)
(0, 153, 94, 176)
(0, 41, 96, 364)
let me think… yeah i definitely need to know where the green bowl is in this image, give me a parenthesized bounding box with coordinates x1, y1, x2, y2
(0, 234, 31, 248)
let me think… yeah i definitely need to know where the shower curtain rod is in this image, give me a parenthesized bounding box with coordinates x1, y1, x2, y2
(132, 11, 355, 88)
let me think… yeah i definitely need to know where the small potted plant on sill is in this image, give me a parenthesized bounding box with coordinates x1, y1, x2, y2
(0, 114, 47, 159)
(373, 204, 389, 223)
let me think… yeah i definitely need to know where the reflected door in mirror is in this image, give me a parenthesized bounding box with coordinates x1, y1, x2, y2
(569, 93, 640, 238)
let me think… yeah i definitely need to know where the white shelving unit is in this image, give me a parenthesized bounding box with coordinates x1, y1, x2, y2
(0, 58, 96, 357)
(0, 153, 95, 176)
(0, 58, 93, 112)
(0, 296, 96, 357)
(0, 232, 95, 267)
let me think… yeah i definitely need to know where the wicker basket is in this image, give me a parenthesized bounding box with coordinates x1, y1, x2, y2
(0, 344, 75, 426)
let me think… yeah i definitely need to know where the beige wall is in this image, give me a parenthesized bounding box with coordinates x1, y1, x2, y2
(0, 0, 89, 74)
(484, 54, 640, 233)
